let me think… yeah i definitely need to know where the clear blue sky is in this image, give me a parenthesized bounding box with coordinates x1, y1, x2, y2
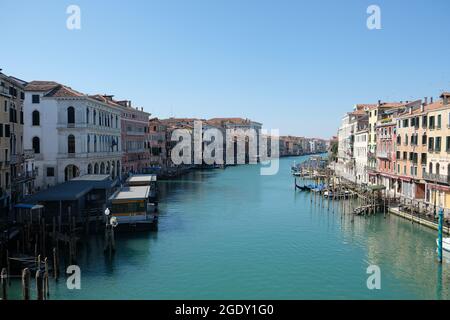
(1, 0, 450, 138)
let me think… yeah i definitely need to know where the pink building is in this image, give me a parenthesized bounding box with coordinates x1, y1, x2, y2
(116, 99, 151, 174)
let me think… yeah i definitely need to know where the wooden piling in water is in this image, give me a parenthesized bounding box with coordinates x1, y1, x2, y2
(35, 269, 44, 300)
(53, 247, 59, 280)
(22, 268, 30, 300)
(44, 257, 50, 298)
(1, 268, 7, 300)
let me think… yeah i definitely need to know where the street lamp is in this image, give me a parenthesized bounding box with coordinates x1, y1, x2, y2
(104, 208, 110, 216)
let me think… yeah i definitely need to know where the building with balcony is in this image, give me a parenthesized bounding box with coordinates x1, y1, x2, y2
(395, 100, 434, 201)
(0, 71, 34, 219)
(24, 81, 122, 190)
(354, 128, 368, 185)
(423, 93, 450, 213)
(336, 109, 368, 182)
(108, 99, 151, 175)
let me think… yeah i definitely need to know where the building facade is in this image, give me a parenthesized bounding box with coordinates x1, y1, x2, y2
(113, 99, 150, 175)
(24, 81, 122, 190)
(0, 71, 35, 218)
(148, 118, 167, 167)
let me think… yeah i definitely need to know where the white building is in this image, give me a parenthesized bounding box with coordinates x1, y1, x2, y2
(23, 81, 122, 190)
(336, 109, 368, 183)
(354, 128, 368, 185)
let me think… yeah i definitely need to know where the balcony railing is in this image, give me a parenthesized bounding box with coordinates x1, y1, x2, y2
(376, 151, 391, 160)
(423, 172, 450, 184)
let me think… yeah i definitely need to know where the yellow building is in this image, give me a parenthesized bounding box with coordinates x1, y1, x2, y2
(423, 92, 450, 215)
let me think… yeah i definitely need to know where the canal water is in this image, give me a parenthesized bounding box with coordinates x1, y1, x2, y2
(8, 155, 450, 299)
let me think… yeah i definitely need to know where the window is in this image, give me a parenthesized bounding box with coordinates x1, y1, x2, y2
(32, 137, 40, 154)
(86, 108, 90, 124)
(396, 151, 400, 159)
(436, 137, 442, 152)
(397, 135, 401, 145)
(0, 124, 3, 137)
(404, 134, 408, 145)
(429, 116, 435, 129)
(429, 163, 433, 174)
(32, 95, 40, 104)
(67, 107, 75, 124)
(421, 153, 427, 165)
(4, 124, 10, 137)
(422, 134, 427, 145)
(4, 101, 7, 112)
(422, 115, 428, 128)
(46, 167, 55, 177)
(68, 135, 75, 153)
(438, 115, 442, 129)
(429, 137, 434, 151)
(32, 110, 40, 126)
(437, 163, 441, 175)
(447, 136, 450, 152)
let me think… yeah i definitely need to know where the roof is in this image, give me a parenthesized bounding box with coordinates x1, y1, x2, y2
(109, 186, 150, 201)
(25, 81, 85, 97)
(126, 174, 157, 185)
(24, 177, 117, 202)
(25, 181, 94, 202)
(24, 81, 60, 91)
(72, 174, 112, 182)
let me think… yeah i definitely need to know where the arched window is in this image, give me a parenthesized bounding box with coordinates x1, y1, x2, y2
(87, 163, 92, 174)
(67, 107, 75, 124)
(86, 108, 90, 124)
(68, 135, 75, 154)
(32, 137, 40, 154)
(93, 110, 97, 125)
(436, 163, 440, 175)
(32, 110, 40, 126)
(429, 162, 433, 174)
(94, 163, 99, 174)
(115, 115, 118, 128)
(87, 135, 90, 153)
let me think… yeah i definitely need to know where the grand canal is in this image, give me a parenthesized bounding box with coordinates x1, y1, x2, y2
(8, 155, 450, 299)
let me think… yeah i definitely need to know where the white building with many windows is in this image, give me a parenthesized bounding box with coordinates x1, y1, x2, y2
(23, 81, 122, 190)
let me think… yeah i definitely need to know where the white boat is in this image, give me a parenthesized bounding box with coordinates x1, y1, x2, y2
(436, 238, 450, 252)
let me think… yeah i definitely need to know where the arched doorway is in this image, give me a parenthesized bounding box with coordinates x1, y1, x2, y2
(100, 162, 105, 174)
(64, 165, 80, 181)
(94, 163, 99, 174)
(106, 161, 110, 174)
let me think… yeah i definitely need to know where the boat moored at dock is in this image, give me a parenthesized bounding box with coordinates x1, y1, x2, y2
(108, 186, 158, 231)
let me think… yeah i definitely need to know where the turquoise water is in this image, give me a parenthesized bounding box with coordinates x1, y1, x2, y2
(8, 155, 450, 299)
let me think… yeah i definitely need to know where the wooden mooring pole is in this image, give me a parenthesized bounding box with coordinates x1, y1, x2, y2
(22, 268, 30, 300)
(1, 268, 7, 300)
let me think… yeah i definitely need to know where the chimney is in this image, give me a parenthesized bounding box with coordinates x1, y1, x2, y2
(431, 97, 434, 103)
(103, 94, 114, 101)
(442, 93, 449, 105)
(378, 100, 381, 106)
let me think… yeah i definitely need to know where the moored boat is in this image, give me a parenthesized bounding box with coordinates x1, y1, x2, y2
(436, 238, 450, 252)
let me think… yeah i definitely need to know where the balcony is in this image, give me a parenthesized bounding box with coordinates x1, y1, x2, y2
(12, 169, 37, 184)
(423, 172, 450, 184)
(376, 151, 391, 160)
(10, 154, 24, 165)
